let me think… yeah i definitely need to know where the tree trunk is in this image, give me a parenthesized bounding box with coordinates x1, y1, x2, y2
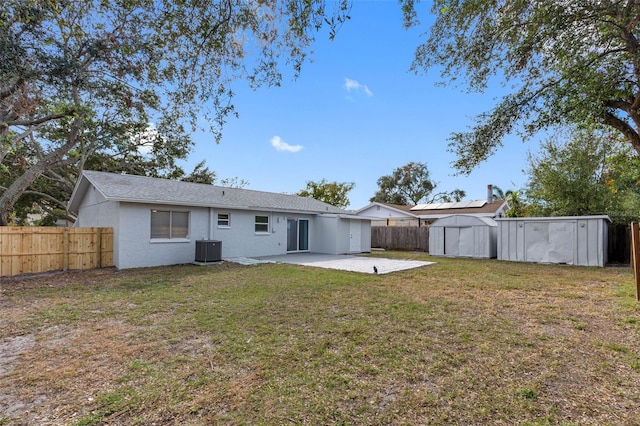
(0, 121, 80, 225)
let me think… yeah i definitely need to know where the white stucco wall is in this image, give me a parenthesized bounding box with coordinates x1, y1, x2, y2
(208, 210, 290, 258)
(312, 215, 339, 254)
(114, 205, 300, 268)
(73, 187, 122, 266)
(73, 185, 116, 227)
(75, 193, 372, 269)
(115, 203, 207, 269)
(335, 218, 371, 254)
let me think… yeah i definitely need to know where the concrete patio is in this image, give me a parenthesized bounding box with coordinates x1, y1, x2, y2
(226, 253, 434, 274)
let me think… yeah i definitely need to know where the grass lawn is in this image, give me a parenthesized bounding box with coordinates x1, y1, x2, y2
(1, 252, 639, 425)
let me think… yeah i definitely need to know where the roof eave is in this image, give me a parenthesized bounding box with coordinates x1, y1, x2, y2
(106, 197, 341, 215)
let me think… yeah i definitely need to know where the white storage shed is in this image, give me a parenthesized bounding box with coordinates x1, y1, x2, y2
(429, 215, 498, 258)
(496, 216, 610, 267)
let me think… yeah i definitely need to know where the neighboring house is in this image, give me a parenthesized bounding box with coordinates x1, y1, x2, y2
(354, 202, 421, 227)
(355, 191, 508, 227)
(410, 199, 509, 223)
(68, 171, 371, 269)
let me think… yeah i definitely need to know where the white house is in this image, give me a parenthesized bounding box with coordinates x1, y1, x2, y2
(68, 171, 371, 269)
(410, 199, 509, 223)
(355, 202, 420, 226)
(356, 186, 509, 227)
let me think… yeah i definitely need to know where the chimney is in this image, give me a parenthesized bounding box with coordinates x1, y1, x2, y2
(487, 184, 493, 204)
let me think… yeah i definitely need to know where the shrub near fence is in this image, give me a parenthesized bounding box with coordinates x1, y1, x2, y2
(0, 227, 113, 277)
(371, 226, 429, 252)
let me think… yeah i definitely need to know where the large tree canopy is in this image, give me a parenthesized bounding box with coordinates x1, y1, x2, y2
(524, 127, 640, 223)
(0, 0, 349, 225)
(296, 178, 355, 209)
(370, 161, 465, 205)
(408, 0, 640, 173)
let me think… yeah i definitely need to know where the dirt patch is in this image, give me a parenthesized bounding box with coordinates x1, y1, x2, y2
(0, 335, 35, 419)
(0, 335, 35, 376)
(0, 267, 122, 294)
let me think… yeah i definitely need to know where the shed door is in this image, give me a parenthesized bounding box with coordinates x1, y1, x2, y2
(458, 227, 475, 257)
(548, 222, 575, 264)
(525, 221, 575, 264)
(444, 227, 460, 256)
(445, 227, 475, 257)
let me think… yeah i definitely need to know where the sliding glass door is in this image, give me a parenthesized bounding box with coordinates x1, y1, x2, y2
(287, 218, 309, 252)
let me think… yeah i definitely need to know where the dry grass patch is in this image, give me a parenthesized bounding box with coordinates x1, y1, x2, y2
(0, 255, 639, 425)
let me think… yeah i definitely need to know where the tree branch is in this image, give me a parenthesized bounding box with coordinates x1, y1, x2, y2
(602, 110, 640, 156)
(2, 110, 74, 131)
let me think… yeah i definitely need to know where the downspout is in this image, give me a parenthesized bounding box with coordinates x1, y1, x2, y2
(208, 208, 214, 240)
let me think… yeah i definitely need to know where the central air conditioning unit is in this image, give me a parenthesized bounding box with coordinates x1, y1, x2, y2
(195, 240, 222, 263)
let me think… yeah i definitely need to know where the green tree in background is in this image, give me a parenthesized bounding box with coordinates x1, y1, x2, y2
(503, 190, 529, 218)
(405, 1, 640, 173)
(524, 128, 640, 223)
(0, 0, 349, 225)
(370, 162, 465, 205)
(297, 179, 355, 209)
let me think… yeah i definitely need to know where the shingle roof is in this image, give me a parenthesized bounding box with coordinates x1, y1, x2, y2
(354, 202, 417, 217)
(379, 203, 416, 214)
(412, 200, 508, 217)
(70, 171, 347, 214)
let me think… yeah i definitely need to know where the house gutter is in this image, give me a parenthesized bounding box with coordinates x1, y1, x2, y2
(99, 197, 342, 216)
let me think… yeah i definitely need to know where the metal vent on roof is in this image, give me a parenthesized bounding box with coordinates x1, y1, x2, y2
(410, 200, 487, 211)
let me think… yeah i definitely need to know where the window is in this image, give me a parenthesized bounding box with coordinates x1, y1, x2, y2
(151, 210, 189, 239)
(217, 213, 230, 227)
(255, 215, 269, 233)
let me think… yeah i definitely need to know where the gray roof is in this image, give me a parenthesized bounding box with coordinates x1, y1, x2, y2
(430, 214, 498, 227)
(69, 171, 347, 215)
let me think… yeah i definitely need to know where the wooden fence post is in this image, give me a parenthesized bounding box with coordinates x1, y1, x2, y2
(63, 227, 70, 271)
(631, 222, 640, 301)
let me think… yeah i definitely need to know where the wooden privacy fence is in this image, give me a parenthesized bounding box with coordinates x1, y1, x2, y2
(371, 226, 429, 252)
(0, 227, 113, 277)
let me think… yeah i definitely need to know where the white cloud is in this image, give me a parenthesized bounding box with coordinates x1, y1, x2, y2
(344, 78, 373, 97)
(270, 135, 303, 153)
(131, 123, 160, 155)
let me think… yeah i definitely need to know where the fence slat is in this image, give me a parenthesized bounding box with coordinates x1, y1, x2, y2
(0, 227, 113, 277)
(371, 226, 429, 252)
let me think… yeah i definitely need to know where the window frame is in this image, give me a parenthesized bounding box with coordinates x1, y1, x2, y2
(254, 214, 270, 234)
(217, 212, 230, 228)
(150, 209, 190, 242)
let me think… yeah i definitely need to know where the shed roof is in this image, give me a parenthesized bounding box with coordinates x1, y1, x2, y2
(430, 214, 498, 228)
(495, 215, 611, 222)
(354, 202, 417, 217)
(68, 171, 349, 215)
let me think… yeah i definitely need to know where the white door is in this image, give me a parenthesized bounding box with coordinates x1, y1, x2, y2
(525, 221, 575, 264)
(444, 227, 460, 256)
(458, 227, 475, 257)
(548, 222, 575, 264)
(350, 220, 361, 252)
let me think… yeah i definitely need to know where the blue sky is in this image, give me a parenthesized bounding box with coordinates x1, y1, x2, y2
(184, 1, 540, 209)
